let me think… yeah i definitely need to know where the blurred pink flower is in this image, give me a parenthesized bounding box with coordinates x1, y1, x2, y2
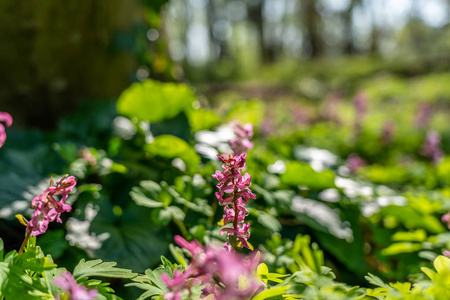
(420, 130, 444, 164)
(381, 120, 395, 145)
(346, 153, 366, 174)
(353, 91, 368, 137)
(162, 236, 262, 300)
(54, 271, 98, 300)
(414, 103, 433, 128)
(229, 122, 254, 156)
(442, 212, 450, 229)
(0, 111, 13, 148)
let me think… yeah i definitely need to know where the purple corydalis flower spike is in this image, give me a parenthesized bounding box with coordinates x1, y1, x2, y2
(0, 111, 13, 148)
(27, 175, 76, 236)
(212, 153, 255, 252)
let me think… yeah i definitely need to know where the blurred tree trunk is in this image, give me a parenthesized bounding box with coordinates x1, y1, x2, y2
(302, 0, 322, 57)
(0, 0, 146, 128)
(447, 0, 450, 23)
(367, 0, 379, 54)
(342, 0, 361, 54)
(248, 0, 274, 62)
(207, 0, 228, 59)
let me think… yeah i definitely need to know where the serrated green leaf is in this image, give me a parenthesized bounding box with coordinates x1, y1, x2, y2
(169, 244, 186, 268)
(365, 273, 389, 288)
(130, 190, 164, 208)
(73, 259, 136, 280)
(160, 256, 175, 269)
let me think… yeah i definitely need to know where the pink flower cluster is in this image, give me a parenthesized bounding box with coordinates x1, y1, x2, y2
(212, 153, 256, 251)
(54, 271, 98, 300)
(161, 236, 262, 300)
(229, 122, 254, 156)
(27, 175, 76, 236)
(0, 111, 13, 148)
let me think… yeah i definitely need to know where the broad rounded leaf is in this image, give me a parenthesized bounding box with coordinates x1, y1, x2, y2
(117, 80, 196, 122)
(146, 135, 200, 172)
(280, 161, 335, 190)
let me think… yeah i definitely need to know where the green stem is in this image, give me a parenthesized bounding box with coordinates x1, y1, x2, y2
(18, 230, 31, 255)
(208, 200, 218, 225)
(173, 218, 189, 237)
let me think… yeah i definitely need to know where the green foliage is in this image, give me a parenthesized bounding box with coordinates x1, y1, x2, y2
(145, 135, 200, 172)
(117, 80, 196, 123)
(280, 161, 335, 190)
(5, 62, 450, 299)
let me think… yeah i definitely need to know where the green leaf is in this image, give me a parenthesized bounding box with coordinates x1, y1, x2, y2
(256, 211, 282, 232)
(365, 273, 389, 288)
(280, 161, 335, 190)
(433, 255, 450, 274)
(87, 200, 171, 272)
(130, 190, 164, 208)
(117, 80, 196, 123)
(421, 267, 436, 281)
(0, 238, 3, 261)
(15, 249, 57, 272)
(251, 285, 289, 300)
(392, 229, 427, 242)
(381, 242, 423, 256)
(225, 99, 266, 128)
(73, 259, 136, 280)
(145, 135, 200, 172)
(186, 108, 221, 132)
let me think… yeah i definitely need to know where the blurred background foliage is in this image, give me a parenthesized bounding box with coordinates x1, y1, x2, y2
(3, 0, 450, 127)
(3, 0, 450, 298)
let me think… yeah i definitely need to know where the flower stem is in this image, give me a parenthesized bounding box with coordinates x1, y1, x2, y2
(18, 230, 31, 255)
(173, 218, 189, 237)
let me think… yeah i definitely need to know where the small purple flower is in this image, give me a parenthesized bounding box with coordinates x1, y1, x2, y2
(0, 111, 13, 148)
(353, 91, 368, 136)
(415, 103, 433, 128)
(323, 94, 341, 124)
(27, 175, 76, 236)
(346, 153, 366, 174)
(353, 91, 368, 117)
(381, 120, 394, 145)
(54, 271, 98, 300)
(420, 130, 444, 164)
